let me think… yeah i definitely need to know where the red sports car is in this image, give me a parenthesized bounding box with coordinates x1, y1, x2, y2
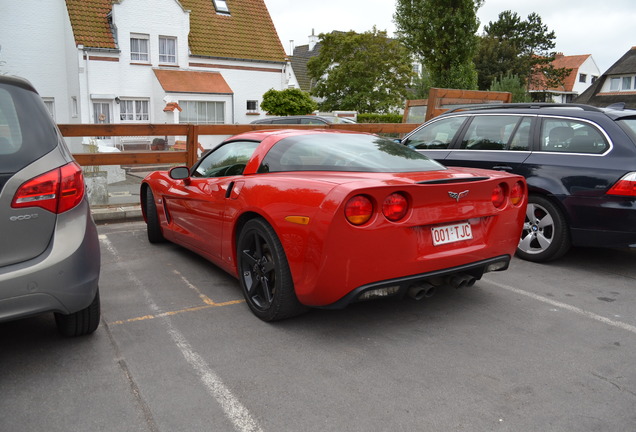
(141, 130, 527, 321)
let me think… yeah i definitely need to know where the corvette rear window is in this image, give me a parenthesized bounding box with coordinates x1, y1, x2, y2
(259, 133, 445, 173)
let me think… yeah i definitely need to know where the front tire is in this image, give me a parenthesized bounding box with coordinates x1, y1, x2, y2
(516, 195, 570, 262)
(237, 218, 306, 321)
(55, 288, 101, 337)
(145, 188, 165, 244)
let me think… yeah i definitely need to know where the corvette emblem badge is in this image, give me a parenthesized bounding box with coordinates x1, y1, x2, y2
(448, 190, 469, 202)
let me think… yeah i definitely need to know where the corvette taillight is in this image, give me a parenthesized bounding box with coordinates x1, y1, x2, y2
(510, 181, 525, 206)
(491, 184, 506, 208)
(383, 192, 409, 222)
(607, 172, 636, 196)
(12, 162, 85, 214)
(345, 195, 373, 225)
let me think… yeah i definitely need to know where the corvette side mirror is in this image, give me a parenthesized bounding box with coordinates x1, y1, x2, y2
(170, 166, 191, 184)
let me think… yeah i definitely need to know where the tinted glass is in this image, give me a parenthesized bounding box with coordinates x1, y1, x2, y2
(272, 118, 299, 124)
(617, 118, 636, 143)
(259, 133, 445, 173)
(509, 117, 532, 150)
(406, 116, 466, 149)
(0, 82, 58, 172)
(299, 117, 327, 124)
(192, 140, 258, 177)
(460, 115, 523, 150)
(540, 118, 609, 154)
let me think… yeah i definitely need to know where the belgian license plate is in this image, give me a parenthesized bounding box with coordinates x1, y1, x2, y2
(432, 222, 473, 246)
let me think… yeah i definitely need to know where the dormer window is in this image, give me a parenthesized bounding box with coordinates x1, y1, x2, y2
(213, 0, 230, 14)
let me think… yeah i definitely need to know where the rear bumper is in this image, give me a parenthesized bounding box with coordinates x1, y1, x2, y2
(0, 200, 100, 322)
(566, 196, 636, 248)
(318, 255, 511, 309)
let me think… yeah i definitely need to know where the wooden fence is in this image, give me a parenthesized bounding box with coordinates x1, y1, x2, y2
(60, 123, 420, 167)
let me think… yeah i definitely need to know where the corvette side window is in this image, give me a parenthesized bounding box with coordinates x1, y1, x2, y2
(193, 140, 258, 178)
(405, 117, 466, 149)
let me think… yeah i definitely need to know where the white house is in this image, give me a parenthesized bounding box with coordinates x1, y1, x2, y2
(529, 53, 601, 103)
(0, 0, 297, 152)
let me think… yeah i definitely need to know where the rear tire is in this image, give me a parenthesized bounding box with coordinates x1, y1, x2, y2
(55, 288, 101, 337)
(516, 195, 570, 262)
(145, 188, 165, 243)
(237, 218, 306, 321)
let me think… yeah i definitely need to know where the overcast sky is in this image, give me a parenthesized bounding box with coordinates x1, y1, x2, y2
(265, 0, 636, 74)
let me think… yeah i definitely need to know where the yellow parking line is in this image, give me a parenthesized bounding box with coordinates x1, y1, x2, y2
(108, 299, 245, 326)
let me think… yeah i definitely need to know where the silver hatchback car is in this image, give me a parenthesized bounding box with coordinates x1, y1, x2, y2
(0, 75, 100, 336)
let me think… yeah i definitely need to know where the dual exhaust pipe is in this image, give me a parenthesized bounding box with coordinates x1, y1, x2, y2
(406, 274, 476, 300)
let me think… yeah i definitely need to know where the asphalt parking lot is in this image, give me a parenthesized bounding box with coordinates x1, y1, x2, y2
(1, 220, 635, 432)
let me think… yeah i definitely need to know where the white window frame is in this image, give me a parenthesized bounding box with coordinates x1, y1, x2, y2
(120, 99, 149, 122)
(159, 36, 177, 64)
(42, 98, 55, 121)
(130, 33, 150, 63)
(71, 96, 78, 118)
(179, 101, 225, 124)
(622, 76, 633, 90)
(579, 73, 587, 83)
(246, 100, 259, 113)
(93, 102, 111, 124)
(610, 75, 635, 92)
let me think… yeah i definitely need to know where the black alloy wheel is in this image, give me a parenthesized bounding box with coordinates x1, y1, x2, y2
(517, 195, 571, 262)
(237, 218, 306, 321)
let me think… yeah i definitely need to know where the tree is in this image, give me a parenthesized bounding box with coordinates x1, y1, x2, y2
(475, 11, 565, 90)
(260, 88, 317, 116)
(306, 28, 415, 113)
(406, 63, 434, 100)
(489, 73, 531, 103)
(394, 0, 483, 90)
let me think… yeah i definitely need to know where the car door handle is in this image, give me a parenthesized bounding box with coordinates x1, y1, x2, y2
(492, 165, 513, 171)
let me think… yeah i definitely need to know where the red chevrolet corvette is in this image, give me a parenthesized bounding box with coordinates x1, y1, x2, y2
(141, 130, 527, 321)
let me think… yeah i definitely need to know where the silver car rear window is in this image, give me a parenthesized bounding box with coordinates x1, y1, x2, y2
(0, 83, 58, 173)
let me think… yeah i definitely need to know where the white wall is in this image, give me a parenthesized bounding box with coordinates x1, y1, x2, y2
(0, 0, 79, 123)
(572, 57, 601, 95)
(1, 0, 292, 147)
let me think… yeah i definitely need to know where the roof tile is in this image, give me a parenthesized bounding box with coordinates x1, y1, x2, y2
(65, 0, 286, 62)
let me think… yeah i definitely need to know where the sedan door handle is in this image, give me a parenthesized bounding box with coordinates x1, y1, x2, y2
(492, 165, 513, 171)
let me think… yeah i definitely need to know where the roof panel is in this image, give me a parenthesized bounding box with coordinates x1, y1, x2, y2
(153, 69, 234, 94)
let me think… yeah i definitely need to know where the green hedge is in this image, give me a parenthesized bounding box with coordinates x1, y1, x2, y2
(357, 113, 403, 123)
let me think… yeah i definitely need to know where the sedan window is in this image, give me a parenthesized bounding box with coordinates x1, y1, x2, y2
(460, 115, 523, 150)
(405, 116, 467, 149)
(540, 119, 608, 154)
(193, 140, 258, 177)
(299, 117, 327, 124)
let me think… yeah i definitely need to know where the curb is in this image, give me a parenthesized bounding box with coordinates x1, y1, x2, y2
(92, 205, 143, 224)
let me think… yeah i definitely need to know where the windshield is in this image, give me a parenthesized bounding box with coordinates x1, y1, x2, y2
(259, 133, 445, 173)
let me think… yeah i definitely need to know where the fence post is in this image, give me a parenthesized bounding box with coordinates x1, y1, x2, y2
(186, 124, 199, 167)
